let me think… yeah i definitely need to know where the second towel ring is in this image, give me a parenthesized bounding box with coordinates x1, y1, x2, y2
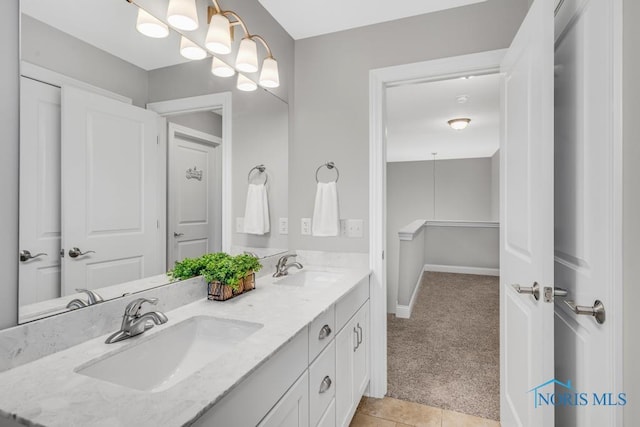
(315, 162, 340, 183)
(248, 164, 268, 185)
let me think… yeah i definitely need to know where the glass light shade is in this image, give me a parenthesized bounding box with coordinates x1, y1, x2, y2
(205, 13, 232, 54)
(136, 9, 169, 38)
(211, 57, 235, 77)
(259, 57, 279, 88)
(167, 0, 199, 31)
(235, 38, 258, 73)
(180, 36, 207, 60)
(447, 118, 471, 130)
(237, 74, 257, 91)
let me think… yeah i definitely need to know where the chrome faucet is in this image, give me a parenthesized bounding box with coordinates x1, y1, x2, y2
(105, 297, 168, 344)
(66, 288, 104, 310)
(273, 254, 303, 278)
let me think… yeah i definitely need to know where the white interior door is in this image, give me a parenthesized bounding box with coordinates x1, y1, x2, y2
(168, 123, 221, 267)
(18, 77, 62, 305)
(500, 0, 555, 425)
(554, 0, 622, 425)
(61, 86, 162, 294)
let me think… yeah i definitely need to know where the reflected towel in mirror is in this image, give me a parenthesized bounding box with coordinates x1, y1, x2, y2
(312, 182, 339, 237)
(243, 184, 270, 234)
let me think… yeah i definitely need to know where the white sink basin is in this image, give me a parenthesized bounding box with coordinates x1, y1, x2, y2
(77, 316, 263, 392)
(273, 270, 344, 287)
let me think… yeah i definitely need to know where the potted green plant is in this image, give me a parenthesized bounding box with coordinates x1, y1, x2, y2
(168, 252, 262, 301)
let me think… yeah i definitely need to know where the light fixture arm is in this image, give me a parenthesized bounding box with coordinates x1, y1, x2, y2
(250, 35, 273, 59)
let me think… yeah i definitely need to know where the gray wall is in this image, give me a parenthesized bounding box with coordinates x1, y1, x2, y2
(169, 111, 222, 138)
(623, 0, 640, 422)
(0, 0, 19, 329)
(289, 0, 529, 252)
(491, 150, 500, 221)
(386, 158, 495, 310)
(21, 15, 149, 107)
(424, 226, 499, 269)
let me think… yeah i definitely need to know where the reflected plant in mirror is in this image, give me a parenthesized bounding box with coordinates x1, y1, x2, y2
(17, 0, 289, 324)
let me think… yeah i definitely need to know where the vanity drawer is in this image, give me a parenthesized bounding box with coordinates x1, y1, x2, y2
(336, 277, 369, 332)
(309, 340, 336, 427)
(309, 305, 335, 363)
(316, 398, 336, 427)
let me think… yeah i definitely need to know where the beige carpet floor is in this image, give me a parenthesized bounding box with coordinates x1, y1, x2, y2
(387, 272, 500, 421)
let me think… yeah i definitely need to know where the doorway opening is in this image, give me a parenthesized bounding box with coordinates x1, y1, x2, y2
(367, 49, 507, 419)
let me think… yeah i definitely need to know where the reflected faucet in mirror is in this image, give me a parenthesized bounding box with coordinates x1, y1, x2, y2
(105, 298, 168, 344)
(273, 254, 303, 278)
(66, 289, 104, 310)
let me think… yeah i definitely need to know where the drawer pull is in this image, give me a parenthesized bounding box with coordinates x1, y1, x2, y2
(318, 324, 332, 340)
(319, 376, 332, 393)
(357, 323, 363, 346)
(353, 327, 358, 352)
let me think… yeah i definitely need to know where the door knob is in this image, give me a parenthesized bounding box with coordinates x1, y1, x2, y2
(173, 232, 184, 237)
(68, 247, 96, 258)
(512, 282, 540, 301)
(564, 300, 606, 324)
(19, 250, 47, 262)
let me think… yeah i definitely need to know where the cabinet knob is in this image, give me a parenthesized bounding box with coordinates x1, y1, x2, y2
(319, 376, 332, 394)
(318, 324, 332, 340)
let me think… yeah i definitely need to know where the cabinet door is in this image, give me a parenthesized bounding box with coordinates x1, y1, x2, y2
(353, 301, 369, 398)
(335, 314, 358, 427)
(258, 371, 309, 427)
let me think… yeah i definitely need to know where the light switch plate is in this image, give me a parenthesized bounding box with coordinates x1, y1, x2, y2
(236, 217, 245, 233)
(301, 218, 311, 235)
(347, 219, 364, 238)
(279, 218, 289, 235)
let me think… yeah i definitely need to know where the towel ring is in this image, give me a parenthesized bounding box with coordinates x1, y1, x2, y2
(315, 162, 340, 183)
(248, 164, 268, 185)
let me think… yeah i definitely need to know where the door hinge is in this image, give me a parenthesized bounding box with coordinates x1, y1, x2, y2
(382, 250, 385, 260)
(157, 220, 159, 229)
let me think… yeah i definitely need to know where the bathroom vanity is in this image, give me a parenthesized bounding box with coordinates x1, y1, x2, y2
(0, 261, 370, 427)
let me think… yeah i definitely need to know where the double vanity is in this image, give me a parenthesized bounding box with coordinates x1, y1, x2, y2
(0, 254, 371, 427)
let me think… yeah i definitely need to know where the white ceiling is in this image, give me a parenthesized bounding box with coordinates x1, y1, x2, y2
(386, 73, 501, 162)
(257, 0, 488, 40)
(21, 0, 191, 71)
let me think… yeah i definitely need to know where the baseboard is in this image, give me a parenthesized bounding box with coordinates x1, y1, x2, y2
(423, 264, 500, 276)
(395, 268, 425, 319)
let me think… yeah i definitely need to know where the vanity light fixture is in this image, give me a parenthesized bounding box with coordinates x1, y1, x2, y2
(136, 9, 169, 38)
(259, 57, 280, 88)
(237, 74, 258, 92)
(167, 0, 199, 31)
(211, 57, 235, 77)
(447, 118, 471, 130)
(236, 37, 259, 73)
(206, 13, 232, 54)
(180, 36, 207, 60)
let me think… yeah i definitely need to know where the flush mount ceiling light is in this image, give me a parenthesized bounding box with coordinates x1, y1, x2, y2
(167, 0, 199, 31)
(136, 9, 169, 38)
(447, 118, 471, 130)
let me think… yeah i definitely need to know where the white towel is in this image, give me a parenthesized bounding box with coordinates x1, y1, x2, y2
(243, 184, 270, 235)
(312, 182, 340, 237)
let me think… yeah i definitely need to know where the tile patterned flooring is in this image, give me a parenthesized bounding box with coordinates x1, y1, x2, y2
(350, 397, 501, 427)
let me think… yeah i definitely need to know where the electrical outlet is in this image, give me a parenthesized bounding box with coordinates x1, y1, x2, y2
(347, 219, 364, 238)
(236, 217, 245, 233)
(301, 218, 311, 235)
(279, 218, 289, 235)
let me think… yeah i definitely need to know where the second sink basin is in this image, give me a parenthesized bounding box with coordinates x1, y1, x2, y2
(76, 315, 263, 392)
(273, 270, 344, 287)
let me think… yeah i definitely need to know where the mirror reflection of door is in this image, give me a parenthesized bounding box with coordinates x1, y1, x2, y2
(167, 122, 221, 268)
(19, 77, 62, 305)
(19, 81, 165, 306)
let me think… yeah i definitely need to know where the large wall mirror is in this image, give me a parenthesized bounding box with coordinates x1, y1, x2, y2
(18, 0, 289, 323)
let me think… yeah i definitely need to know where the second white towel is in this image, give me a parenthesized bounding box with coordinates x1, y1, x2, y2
(312, 182, 340, 237)
(243, 183, 270, 235)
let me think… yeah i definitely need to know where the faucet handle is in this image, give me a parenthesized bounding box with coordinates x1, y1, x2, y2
(278, 253, 298, 265)
(125, 297, 158, 316)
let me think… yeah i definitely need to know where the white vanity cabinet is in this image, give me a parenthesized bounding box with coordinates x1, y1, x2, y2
(335, 301, 369, 427)
(192, 275, 370, 427)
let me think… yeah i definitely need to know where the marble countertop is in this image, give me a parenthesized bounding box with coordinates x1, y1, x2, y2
(0, 265, 370, 427)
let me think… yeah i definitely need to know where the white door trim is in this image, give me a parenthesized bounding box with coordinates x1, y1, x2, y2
(368, 49, 506, 397)
(147, 92, 232, 252)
